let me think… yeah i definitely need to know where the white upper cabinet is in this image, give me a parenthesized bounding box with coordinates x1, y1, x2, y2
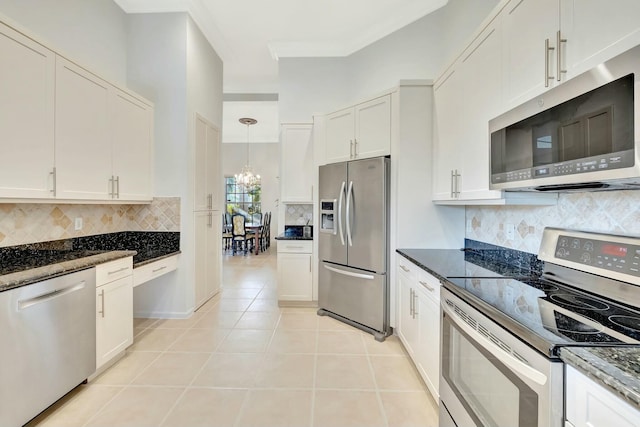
(280, 124, 314, 203)
(560, 0, 640, 80)
(55, 56, 112, 200)
(325, 95, 391, 164)
(194, 115, 221, 211)
(502, 0, 560, 109)
(0, 23, 55, 199)
(111, 89, 153, 201)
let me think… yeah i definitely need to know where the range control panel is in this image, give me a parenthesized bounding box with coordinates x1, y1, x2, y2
(554, 234, 640, 277)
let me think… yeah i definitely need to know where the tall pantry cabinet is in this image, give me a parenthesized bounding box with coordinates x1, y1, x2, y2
(194, 115, 222, 309)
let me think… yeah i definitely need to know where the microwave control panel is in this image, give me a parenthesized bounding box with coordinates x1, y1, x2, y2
(554, 234, 640, 277)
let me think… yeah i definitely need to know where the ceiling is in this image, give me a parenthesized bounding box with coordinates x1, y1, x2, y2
(114, 0, 448, 93)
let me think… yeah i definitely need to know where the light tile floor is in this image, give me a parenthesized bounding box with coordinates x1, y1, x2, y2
(28, 249, 438, 427)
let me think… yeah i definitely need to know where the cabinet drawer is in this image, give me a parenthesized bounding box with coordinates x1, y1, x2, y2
(133, 255, 178, 287)
(397, 255, 418, 279)
(96, 257, 133, 285)
(417, 270, 441, 303)
(277, 241, 312, 254)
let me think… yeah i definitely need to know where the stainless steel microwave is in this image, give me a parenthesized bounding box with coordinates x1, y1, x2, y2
(489, 45, 640, 192)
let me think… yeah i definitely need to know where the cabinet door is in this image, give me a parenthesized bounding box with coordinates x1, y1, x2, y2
(397, 270, 418, 357)
(459, 16, 505, 201)
(325, 107, 354, 164)
(433, 68, 462, 201)
(194, 210, 220, 309)
(111, 89, 153, 201)
(280, 124, 314, 202)
(561, 0, 640, 80)
(96, 275, 133, 369)
(55, 57, 111, 200)
(502, 0, 559, 109)
(354, 95, 391, 159)
(277, 252, 312, 301)
(194, 116, 220, 211)
(416, 289, 440, 401)
(0, 23, 55, 199)
(565, 365, 640, 427)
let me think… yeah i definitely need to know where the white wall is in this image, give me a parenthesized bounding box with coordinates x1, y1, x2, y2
(0, 0, 128, 85)
(221, 143, 280, 236)
(278, 0, 500, 122)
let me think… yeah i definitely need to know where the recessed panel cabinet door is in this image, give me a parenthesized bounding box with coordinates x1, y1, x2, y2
(96, 275, 133, 369)
(111, 89, 153, 201)
(194, 116, 221, 211)
(354, 95, 391, 159)
(55, 57, 111, 200)
(0, 23, 55, 199)
(325, 107, 354, 164)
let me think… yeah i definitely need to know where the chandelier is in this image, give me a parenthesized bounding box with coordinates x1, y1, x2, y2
(235, 117, 260, 190)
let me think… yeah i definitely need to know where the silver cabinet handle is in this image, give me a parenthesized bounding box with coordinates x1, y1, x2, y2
(545, 38, 555, 87)
(345, 181, 354, 247)
(115, 176, 120, 199)
(413, 291, 419, 317)
(286, 245, 304, 250)
(337, 181, 346, 246)
(49, 167, 57, 196)
(450, 170, 454, 198)
(152, 266, 167, 273)
(419, 280, 435, 292)
(409, 288, 414, 317)
(349, 140, 354, 158)
(109, 175, 115, 198)
(207, 193, 212, 209)
(399, 265, 410, 273)
(354, 139, 358, 157)
(99, 289, 105, 318)
(309, 257, 312, 273)
(108, 266, 129, 275)
(557, 30, 567, 82)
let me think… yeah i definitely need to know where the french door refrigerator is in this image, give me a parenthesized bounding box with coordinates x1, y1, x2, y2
(318, 156, 390, 341)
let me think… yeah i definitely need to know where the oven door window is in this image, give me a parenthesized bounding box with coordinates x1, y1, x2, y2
(442, 313, 539, 427)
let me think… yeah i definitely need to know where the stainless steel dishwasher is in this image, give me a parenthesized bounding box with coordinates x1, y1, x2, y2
(0, 268, 96, 427)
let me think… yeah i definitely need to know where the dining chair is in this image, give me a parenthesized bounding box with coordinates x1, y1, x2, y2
(260, 211, 271, 251)
(222, 214, 232, 251)
(231, 214, 249, 255)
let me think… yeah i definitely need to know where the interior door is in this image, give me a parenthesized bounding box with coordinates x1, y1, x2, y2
(346, 157, 388, 273)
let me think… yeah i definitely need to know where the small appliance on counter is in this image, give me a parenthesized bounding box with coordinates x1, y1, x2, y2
(317, 156, 390, 341)
(439, 227, 640, 427)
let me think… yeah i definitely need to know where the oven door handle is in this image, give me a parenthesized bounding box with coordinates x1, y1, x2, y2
(443, 302, 548, 386)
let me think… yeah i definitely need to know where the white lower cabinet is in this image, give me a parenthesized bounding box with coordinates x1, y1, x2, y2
(277, 240, 313, 301)
(95, 257, 133, 370)
(396, 255, 440, 401)
(565, 365, 640, 427)
(194, 210, 222, 309)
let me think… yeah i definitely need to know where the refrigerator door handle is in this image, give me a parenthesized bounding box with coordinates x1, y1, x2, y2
(323, 264, 375, 280)
(345, 180, 354, 247)
(337, 181, 346, 246)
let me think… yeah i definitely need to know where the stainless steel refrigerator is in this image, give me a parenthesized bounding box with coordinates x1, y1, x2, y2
(318, 156, 390, 341)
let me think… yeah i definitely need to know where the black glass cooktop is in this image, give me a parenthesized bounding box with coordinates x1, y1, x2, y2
(444, 276, 640, 358)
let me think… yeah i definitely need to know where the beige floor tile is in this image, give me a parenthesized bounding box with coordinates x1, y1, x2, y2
(313, 390, 386, 427)
(315, 355, 376, 389)
(167, 327, 230, 352)
(365, 334, 407, 356)
(256, 288, 278, 299)
(380, 391, 439, 427)
(26, 385, 122, 427)
(216, 298, 254, 312)
(216, 329, 273, 353)
(194, 295, 221, 313)
(92, 351, 161, 385)
(268, 329, 317, 354)
(235, 311, 281, 329)
(128, 328, 186, 352)
(150, 312, 206, 329)
(191, 309, 243, 329)
(317, 331, 367, 354)
(84, 386, 183, 427)
(370, 355, 426, 391)
(277, 312, 319, 330)
(192, 353, 263, 387)
(236, 389, 312, 427)
(246, 298, 281, 313)
(131, 352, 210, 386)
(161, 388, 247, 427)
(221, 288, 261, 299)
(254, 353, 315, 388)
(133, 318, 158, 329)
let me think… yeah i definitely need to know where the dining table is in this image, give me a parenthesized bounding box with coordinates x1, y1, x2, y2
(245, 222, 262, 255)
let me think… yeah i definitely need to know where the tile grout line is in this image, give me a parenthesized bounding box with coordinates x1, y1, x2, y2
(365, 333, 391, 427)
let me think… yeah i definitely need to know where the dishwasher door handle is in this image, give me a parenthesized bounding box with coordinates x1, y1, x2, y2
(18, 281, 86, 310)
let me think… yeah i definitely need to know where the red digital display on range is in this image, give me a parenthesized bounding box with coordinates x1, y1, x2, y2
(601, 244, 628, 257)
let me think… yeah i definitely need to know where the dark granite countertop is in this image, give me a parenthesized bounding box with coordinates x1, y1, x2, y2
(276, 225, 313, 241)
(560, 347, 640, 410)
(0, 231, 180, 292)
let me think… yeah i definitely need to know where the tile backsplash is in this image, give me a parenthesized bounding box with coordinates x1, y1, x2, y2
(285, 204, 313, 225)
(0, 197, 180, 247)
(466, 190, 640, 253)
